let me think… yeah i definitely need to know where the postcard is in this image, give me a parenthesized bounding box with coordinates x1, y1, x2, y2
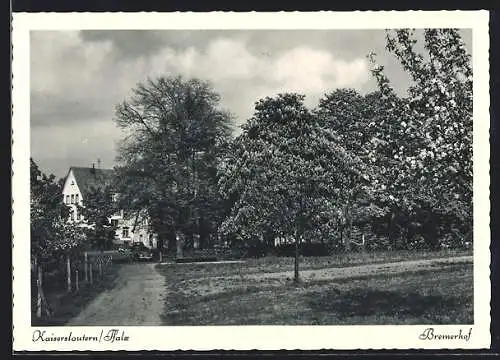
(12, 10, 491, 351)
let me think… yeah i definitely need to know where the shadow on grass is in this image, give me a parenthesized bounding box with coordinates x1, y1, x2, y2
(307, 287, 473, 324)
(160, 282, 265, 325)
(159, 262, 473, 325)
(31, 265, 122, 326)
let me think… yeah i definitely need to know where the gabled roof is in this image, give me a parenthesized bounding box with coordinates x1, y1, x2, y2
(69, 166, 115, 199)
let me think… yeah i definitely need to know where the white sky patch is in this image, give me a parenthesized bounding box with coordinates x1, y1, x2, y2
(271, 47, 369, 92)
(151, 38, 370, 90)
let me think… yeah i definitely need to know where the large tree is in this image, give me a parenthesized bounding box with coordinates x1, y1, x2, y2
(114, 76, 233, 255)
(219, 93, 370, 281)
(315, 89, 387, 250)
(368, 29, 473, 248)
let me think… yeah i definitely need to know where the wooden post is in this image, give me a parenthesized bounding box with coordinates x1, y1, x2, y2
(36, 264, 42, 318)
(84, 252, 88, 282)
(75, 270, 79, 291)
(176, 232, 184, 259)
(89, 263, 93, 284)
(294, 236, 300, 283)
(66, 254, 71, 293)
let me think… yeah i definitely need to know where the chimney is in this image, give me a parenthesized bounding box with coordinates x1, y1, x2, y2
(91, 163, 95, 174)
(97, 158, 101, 169)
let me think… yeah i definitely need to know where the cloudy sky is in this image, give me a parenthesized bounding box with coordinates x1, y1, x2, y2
(30, 29, 472, 179)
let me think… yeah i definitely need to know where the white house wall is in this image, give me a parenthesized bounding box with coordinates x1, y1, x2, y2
(62, 169, 83, 222)
(112, 213, 157, 249)
(62, 167, 157, 249)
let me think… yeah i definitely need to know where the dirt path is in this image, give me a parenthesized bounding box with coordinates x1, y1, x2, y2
(68, 255, 472, 325)
(158, 255, 473, 298)
(189, 255, 474, 285)
(66, 263, 165, 326)
(240, 255, 474, 282)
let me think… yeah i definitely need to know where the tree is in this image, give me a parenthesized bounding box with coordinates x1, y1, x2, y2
(367, 29, 473, 249)
(219, 93, 370, 281)
(31, 158, 85, 262)
(77, 185, 118, 250)
(315, 89, 386, 250)
(114, 75, 233, 256)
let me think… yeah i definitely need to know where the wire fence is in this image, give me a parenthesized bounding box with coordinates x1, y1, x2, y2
(31, 250, 117, 320)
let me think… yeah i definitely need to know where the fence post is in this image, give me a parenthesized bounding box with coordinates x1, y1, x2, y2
(66, 254, 71, 293)
(36, 263, 42, 318)
(89, 263, 93, 284)
(75, 270, 79, 291)
(84, 252, 88, 282)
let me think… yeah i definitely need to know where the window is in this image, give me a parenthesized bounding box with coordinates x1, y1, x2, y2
(75, 194, 79, 204)
(71, 194, 75, 204)
(65, 195, 70, 204)
(122, 227, 130, 238)
(111, 219, 119, 227)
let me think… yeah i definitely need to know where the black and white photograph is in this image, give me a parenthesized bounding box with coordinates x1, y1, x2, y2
(12, 11, 491, 351)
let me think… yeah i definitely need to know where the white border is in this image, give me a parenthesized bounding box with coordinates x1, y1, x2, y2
(12, 11, 491, 351)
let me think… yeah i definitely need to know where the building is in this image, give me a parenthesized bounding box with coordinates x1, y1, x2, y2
(61, 164, 157, 249)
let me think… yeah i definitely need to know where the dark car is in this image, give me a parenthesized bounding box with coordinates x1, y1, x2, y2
(131, 243, 153, 261)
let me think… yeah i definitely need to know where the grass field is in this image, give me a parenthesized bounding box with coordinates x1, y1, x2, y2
(157, 250, 473, 325)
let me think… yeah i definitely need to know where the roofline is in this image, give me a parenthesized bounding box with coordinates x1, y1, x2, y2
(68, 166, 114, 172)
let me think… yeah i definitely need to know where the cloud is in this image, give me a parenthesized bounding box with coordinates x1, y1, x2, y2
(30, 29, 472, 177)
(31, 31, 370, 129)
(130, 37, 370, 123)
(31, 31, 115, 97)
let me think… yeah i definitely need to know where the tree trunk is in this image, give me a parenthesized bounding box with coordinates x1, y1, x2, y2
(84, 252, 88, 282)
(344, 202, 352, 252)
(36, 263, 42, 318)
(294, 238, 299, 283)
(66, 254, 71, 293)
(167, 234, 175, 253)
(294, 225, 300, 283)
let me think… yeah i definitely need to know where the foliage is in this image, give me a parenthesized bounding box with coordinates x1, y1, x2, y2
(77, 185, 118, 250)
(114, 75, 233, 251)
(315, 89, 387, 249)
(218, 93, 370, 251)
(30, 158, 85, 262)
(367, 29, 473, 249)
